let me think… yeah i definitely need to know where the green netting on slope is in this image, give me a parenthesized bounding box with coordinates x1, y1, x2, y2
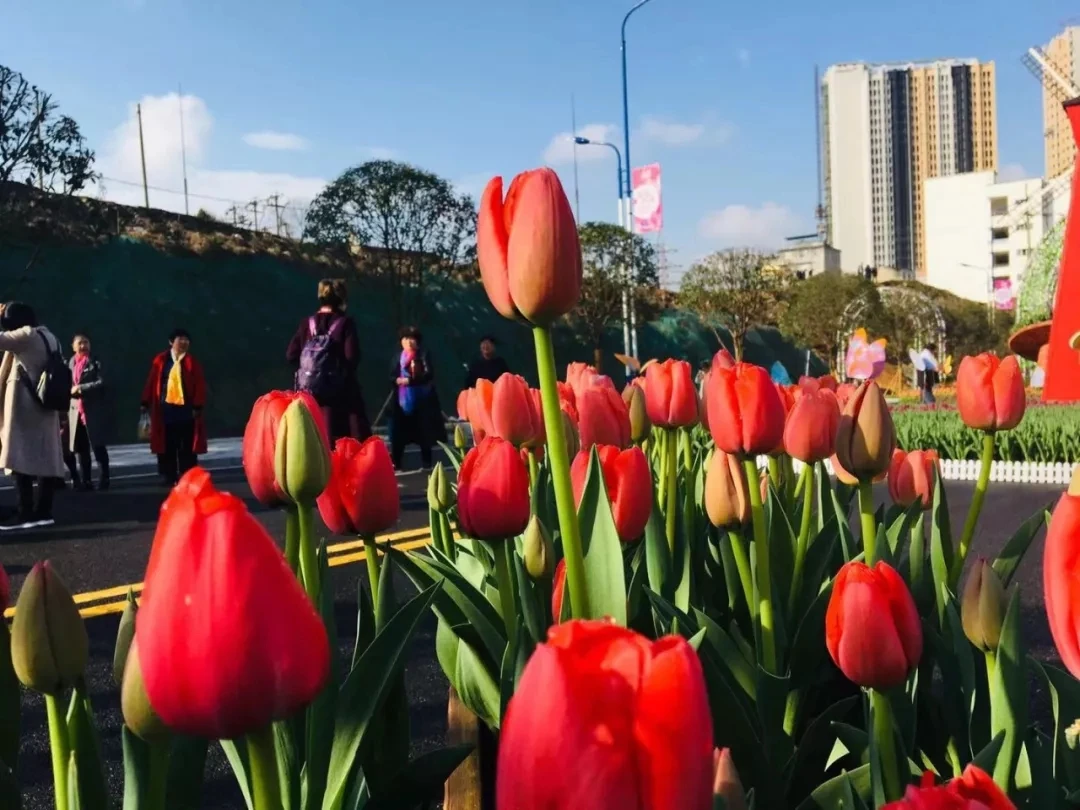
(1015, 218, 1065, 329)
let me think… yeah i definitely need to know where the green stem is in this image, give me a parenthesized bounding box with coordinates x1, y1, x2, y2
(441, 512, 457, 562)
(784, 455, 797, 503)
(492, 540, 518, 649)
(783, 689, 801, 736)
(665, 428, 678, 554)
(363, 535, 381, 627)
(533, 327, 589, 618)
(727, 529, 755, 619)
(743, 458, 776, 674)
(45, 694, 69, 810)
(527, 450, 539, 491)
(984, 648, 996, 684)
(952, 432, 995, 586)
(871, 689, 902, 802)
(768, 456, 781, 493)
(297, 504, 320, 602)
(788, 464, 815, 618)
(681, 429, 693, 473)
(247, 724, 283, 810)
(147, 739, 170, 810)
(284, 507, 300, 575)
(909, 516, 925, 589)
(656, 429, 667, 506)
(858, 479, 877, 565)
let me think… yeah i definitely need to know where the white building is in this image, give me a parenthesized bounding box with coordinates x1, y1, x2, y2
(924, 170, 1071, 305)
(775, 238, 841, 278)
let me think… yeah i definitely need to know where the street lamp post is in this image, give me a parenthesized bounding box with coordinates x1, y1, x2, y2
(574, 137, 624, 226)
(960, 262, 996, 324)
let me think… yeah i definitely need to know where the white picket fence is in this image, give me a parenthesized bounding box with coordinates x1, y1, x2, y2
(766, 456, 1076, 487)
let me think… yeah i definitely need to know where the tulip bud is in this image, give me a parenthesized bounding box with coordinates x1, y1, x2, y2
(705, 451, 751, 528)
(562, 409, 581, 459)
(10, 562, 89, 695)
(523, 516, 554, 580)
(274, 399, 332, 505)
(622, 384, 651, 444)
(835, 381, 896, 480)
(961, 559, 1005, 652)
(121, 639, 170, 742)
(713, 748, 747, 810)
(113, 590, 138, 687)
(427, 463, 453, 512)
(454, 423, 468, 450)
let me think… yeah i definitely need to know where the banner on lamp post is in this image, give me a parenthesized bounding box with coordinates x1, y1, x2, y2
(631, 163, 662, 234)
(993, 277, 1015, 311)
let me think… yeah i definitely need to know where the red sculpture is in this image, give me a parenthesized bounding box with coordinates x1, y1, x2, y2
(1044, 98, 1080, 402)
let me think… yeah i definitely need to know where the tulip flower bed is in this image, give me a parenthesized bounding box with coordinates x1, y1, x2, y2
(3, 166, 1080, 810)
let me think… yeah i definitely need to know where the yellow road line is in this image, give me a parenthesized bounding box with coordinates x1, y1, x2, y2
(3, 528, 437, 620)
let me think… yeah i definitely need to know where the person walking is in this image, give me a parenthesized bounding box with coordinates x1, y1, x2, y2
(66, 333, 111, 490)
(389, 326, 444, 471)
(463, 335, 510, 388)
(287, 278, 370, 443)
(0, 302, 67, 530)
(919, 342, 940, 406)
(140, 328, 207, 486)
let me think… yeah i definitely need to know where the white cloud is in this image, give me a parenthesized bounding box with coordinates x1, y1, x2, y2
(542, 123, 619, 165)
(637, 116, 734, 147)
(243, 131, 309, 151)
(998, 163, 1029, 182)
(698, 202, 804, 248)
(86, 92, 327, 225)
(737, 48, 751, 67)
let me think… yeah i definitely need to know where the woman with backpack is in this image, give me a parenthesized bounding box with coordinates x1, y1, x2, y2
(140, 328, 207, 487)
(66, 333, 111, 490)
(388, 326, 445, 471)
(0, 301, 66, 530)
(286, 278, 370, 443)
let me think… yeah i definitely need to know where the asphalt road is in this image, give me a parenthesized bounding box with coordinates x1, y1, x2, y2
(0, 458, 1067, 809)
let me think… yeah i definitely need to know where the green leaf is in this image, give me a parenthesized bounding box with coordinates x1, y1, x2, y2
(352, 578, 376, 670)
(674, 487, 694, 612)
(121, 727, 148, 810)
(375, 545, 398, 634)
(304, 543, 339, 810)
(795, 765, 871, 810)
(767, 486, 797, 618)
(65, 687, 109, 810)
(363, 746, 474, 810)
(988, 590, 1027, 794)
(645, 501, 672, 598)
(886, 501, 924, 559)
(220, 739, 254, 810)
(576, 445, 628, 625)
(512, 548, 546, 646)
(783, 696, 859, 804)
(831, 487, 859, 563)
(455, 638, 502, 731)
(970, 731, 1005, 775)
(930, 473, 954, 573)
(717, 530, 743, 613)
(274, 721, 299, 810)
(693, 609, 756, 700)
(1030, 659, 1080, 788)
(929, 515, 952, 626)
(991, 508, 1048, 587)
(787, 584, 833, 690)
(0, 623, 20, 774)
(322, 584, 441, 810)
(165, 736, 209, 810)
(67, 751, 81, 810)
(626, 542, 649, 627)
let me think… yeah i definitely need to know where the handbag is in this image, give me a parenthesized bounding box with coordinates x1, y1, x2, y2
(137, 412, 151, 442)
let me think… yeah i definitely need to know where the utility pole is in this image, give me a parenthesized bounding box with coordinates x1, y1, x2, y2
(224, 205, 238, 226)
(178, 85, 190, 215)
(247, 199, 260, 230)
(571, 94, 581, 221)
(137, 103, 150, 208)
(266, 194, 284, 236)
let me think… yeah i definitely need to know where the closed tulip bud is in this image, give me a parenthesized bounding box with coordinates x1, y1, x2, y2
(121, 639, 170, 742)
(456, 389, 471, 422)
(457, 437, 531, 540)
(113, 590, 138, 687)
(622, 384, 651, 443)
(956, 353, 1026, 432)
(426, 463, 452, 512)
(565, 362, 597, 400)
(835, 381, 896, 480)
(274, 399, 332, 505)
(705, 450, 751, 528)
(469, 379, 495, 441)
(242, 391, 328, 507)
(570, 446, 653, 542)
(318, 437, 400, 537)
(477, 169, 582, 326)
(10, 561, 89, 695)
(713, 748, 747, 810)
(887, 449, 939, 509)
(557, 381, 579, 422)
(826, 560, 922, 690)
(784, 388, 840, 463)
(552, 558, 567, 621)
(492, 373, 545, 448)
(961, 559, 1005, 652)
(712, 349, 736, 370)
(706, 363, 786, 457)
(577, 376, 631, 450)
(454, 423, 468, 450)
(523, 516, 554, 580)
(1044, 468, 1080, 678)
(562, 409, 581, 460)
(645, 359, 699, 429)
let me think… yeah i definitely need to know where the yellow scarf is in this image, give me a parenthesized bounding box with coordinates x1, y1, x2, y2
(165, 353, 186, 406)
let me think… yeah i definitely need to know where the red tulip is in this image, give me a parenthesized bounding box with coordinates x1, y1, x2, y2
(705, 363, 786, 456)
(644, 359, 699, 429)
(137, 468, 330, 739)
(817, 375, 838, 392)
(704, 450, 751, 528)
(497, 619, 714, 810)
(469, 379, 495, 441)
(317, 437, 400, 536)
(835, 383, 858, 408)
(477, 169, 582, 326)
(557, 382, 579, 422)
(456, 389, 471, 422)
(797, 375, 820, 392)
(882, 766, 1015, 810)
(887, 449, 939, 510)
(835, 381, 896, 480)
(242, 391, 328, 507)
(457, 437, 531, 540)
(712, 348, 736, 370)
(826, 560, 922, 690)
(552, 558, 566, 621)
(577, 376, 631, 450)
(784, 388, 840, 463)
(566, 362, 598, 399)
(491, 374, 544, 448)
(956, 354, 1026, 432)
(1044, 469, 1080, 678)
(0, 563, 8, 613)
(570, 445, 653, 542)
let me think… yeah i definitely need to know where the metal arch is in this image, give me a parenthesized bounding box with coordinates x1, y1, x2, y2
(835, 285, 947, 372)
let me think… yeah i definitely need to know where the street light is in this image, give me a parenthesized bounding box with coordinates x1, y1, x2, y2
(959, 262, 996, 324)
(573, 137, 625, 225)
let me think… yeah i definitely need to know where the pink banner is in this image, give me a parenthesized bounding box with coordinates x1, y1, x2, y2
(631, 163, 662, 234)
(993, 277, 1015, 311)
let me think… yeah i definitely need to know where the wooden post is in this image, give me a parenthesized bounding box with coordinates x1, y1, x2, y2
(444, 687, 486, 810)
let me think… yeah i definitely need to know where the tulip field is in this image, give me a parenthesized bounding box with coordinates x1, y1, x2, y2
(3, 167, 1080, 810)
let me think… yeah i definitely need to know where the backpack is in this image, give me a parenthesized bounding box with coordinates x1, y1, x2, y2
(21, 331, 72, 412)
(295, 316, 348, 400)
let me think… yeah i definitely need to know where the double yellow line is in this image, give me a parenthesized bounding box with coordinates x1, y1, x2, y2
(3, 526, 435, 621)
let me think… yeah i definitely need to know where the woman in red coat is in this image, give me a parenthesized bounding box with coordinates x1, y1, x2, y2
(140, 328, 208, 486)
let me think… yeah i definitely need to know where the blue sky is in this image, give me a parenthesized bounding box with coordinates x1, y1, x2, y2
(4, 0, 1077, 279)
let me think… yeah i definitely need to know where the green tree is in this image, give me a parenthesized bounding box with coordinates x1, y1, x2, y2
(679, 248, 787, 361)
(574, 221, 660, 369)
(304, 160, 476, 325)
(781, 274, 885, 370)
(0, 64, 95, 194)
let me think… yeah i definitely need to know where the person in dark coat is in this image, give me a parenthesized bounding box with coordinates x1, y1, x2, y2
(65, 333, 111, 490)
(389, 326, 444, 470)
(286, 278, 371, 443)
(464, 335, 510, 388)
(140, 328, 207, 486)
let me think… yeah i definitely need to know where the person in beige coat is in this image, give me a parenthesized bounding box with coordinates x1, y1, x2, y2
(0, 302, 66, 530)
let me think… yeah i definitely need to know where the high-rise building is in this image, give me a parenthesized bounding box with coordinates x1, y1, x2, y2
(1042, 26, 1080, 180)
(821, 60, 998, 277)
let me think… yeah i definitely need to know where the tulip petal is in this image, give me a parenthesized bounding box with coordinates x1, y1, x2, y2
(992, 356, 1026, 431)
(956, 355, 998, 431)
(477, 176, 517, 320)
(1045, 491, 1080, 678)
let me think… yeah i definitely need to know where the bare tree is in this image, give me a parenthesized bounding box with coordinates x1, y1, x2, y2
(679, 248, 788, 361)
(0, 64, 95, 194)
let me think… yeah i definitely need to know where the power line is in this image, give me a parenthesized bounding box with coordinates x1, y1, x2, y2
(91, 175, 310, 213)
